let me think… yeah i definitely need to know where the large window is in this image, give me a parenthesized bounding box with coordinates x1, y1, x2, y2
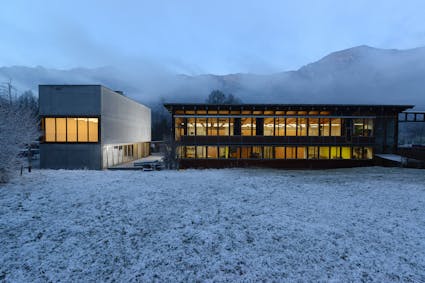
(264, 118, 274, 136)
(330, 118, 341, 136)
(173, 114, 374, 139)
(308, 118, 319, 136)
(241, 118, 253, 136)
(187, 118, 196, 136)
(43, 117, 99, 143)
(178, 145, 373, 160)
(196, 118, 207, 136)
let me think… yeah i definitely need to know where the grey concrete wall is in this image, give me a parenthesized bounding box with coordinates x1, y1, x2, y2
(40, 143, 102, 169)
(39, 85, 101, 116)
(101, 86, 151, 145)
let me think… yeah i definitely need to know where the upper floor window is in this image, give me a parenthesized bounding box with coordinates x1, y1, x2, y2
(42, 117, 99, 143)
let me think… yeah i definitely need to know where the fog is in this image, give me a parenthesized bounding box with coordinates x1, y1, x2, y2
(1, 1, 425, 109)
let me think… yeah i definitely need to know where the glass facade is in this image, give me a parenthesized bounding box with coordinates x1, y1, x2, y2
(177, 145, 374, 160)
(173, 114, 373, 139)
(171, 109, 376, 161)
(42, 117, 99, 143)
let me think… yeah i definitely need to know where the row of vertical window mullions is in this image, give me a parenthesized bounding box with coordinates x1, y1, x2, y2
(44, 117, 98, 142)
(180, 146, 373, 160)
(178, 117, 375, 137)
(179, 117, 343, 136)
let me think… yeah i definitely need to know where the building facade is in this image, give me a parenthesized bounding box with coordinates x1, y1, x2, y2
(164, 103, 413, 168)
(39, 85, 151, 169)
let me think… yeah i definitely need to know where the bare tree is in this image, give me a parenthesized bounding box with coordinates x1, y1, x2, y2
(161, 132, 179, 170)
(0, 86, 39, 183)
(206, 90, 242, 104)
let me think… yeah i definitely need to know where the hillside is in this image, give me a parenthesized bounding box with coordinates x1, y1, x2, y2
(1, 45, 425, 108)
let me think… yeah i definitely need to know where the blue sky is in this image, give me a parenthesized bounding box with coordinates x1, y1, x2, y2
(1, 0, 424, 74)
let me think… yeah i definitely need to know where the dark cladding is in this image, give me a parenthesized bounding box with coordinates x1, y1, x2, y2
(164, 103, 413, 169)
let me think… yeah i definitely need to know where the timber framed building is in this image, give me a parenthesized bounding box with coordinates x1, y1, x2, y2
(164, 103, 413, 168)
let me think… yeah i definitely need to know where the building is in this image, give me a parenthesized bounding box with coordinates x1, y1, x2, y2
(164, 103, 413, 168)
(39, 85, 151, 169)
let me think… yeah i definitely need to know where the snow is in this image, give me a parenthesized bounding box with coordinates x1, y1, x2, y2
(1, 167, 425, 281)
(375, 154, 403, 162)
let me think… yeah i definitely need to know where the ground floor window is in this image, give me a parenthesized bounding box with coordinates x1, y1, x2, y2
(176, 145, 374, 160)
(102, 142, 150, 168)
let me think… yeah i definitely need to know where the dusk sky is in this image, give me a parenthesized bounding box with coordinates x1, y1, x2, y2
(1, 0, 424, 75)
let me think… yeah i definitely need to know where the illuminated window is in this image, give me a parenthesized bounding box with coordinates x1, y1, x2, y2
(219, 146, 228, 158)
(67, 118, 77, 142)
(341, 147, 351, 159)
(229, 146, 240, 158)
(252, 146, 262, 158)
(264, 117, 274, 136)
(320, 147, 330, 159)
(286, 118, 297, 136)
(229, 118, 234, 136)
(241, 118, 253, 136)
(320, 118, 330, 136)
(330, 147, 341, 159)
(331, 118, 341, 136)
(218, 118, 229, 136)
(297, 147, 307, 159)
(196, 146, 206, 158)
(308, 118, 319, 136)
(308, 146, 318, 159)
(298, 118, 307, 136)
(207, 146, 218, 158)
(275, 147, 285, 159)
(56, 118, 66, 142)
(45, 118, 56, 142)
(88, 118, 99, 142)
(275, 117, 285, 136)
(78, 118, 88, 142)
(208, 118, 218, 136)
(187, 118, 196, 136)
(43, 117, 98, 143)
(196, 118, 207, 136)
(241, 146, 250, 158)
(263, 147, 273, 159)
(364, 119, 374, 136)
(353, 119, 363, 136)
(286, 147, 296, 159)
(175, 118, 184, 140)
(186, 146, 196, 158)
(364, 147, 373, 159)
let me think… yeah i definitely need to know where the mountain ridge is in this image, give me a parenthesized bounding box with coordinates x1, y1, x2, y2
(1, 45, 425, 108)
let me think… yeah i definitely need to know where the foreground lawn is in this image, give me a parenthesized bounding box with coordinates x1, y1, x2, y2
(1, 167, 425, 281)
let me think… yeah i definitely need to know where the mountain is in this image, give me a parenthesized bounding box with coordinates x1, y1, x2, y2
(1, 45, 425, 108)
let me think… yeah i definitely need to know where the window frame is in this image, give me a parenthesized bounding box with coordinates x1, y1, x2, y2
(41, 116, 100, 144)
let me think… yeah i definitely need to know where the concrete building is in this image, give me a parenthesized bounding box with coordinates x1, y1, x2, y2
(39, 85, 151, 169)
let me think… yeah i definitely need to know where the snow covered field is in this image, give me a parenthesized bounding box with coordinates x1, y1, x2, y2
(1, 167, 425, 282)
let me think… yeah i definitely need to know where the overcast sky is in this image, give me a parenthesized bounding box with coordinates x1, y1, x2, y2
(1, 0, 424, 75)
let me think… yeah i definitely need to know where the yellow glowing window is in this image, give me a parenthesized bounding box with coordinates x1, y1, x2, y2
(45, 118, 56, 142)
(43, 117, 99, 143)
(331, 118, 341, 136)
(330, 147, 341, 159)
(341, 147, 351, 159)
(56, 118, 66, 142)
(88, 118, 99, 142)
(67, 118, 77, 142)
(275, 147, 285, 159)
(77, 118, 88, 142)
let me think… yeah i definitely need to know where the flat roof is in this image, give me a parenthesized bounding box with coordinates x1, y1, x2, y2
(164, 103, 414, 113)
